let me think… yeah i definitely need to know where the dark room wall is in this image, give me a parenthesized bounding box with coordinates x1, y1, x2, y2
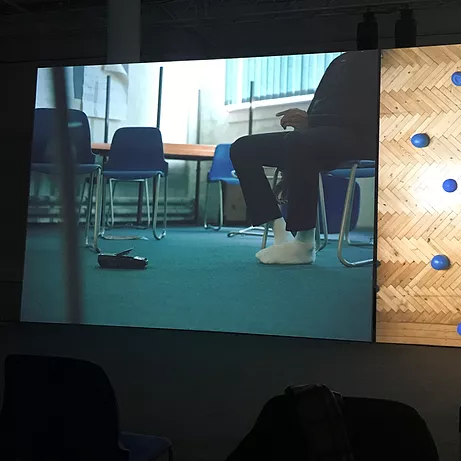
(1, 5, 461, 461)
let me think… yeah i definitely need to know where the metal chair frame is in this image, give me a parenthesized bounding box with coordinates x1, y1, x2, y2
(203, 180, 225, 231)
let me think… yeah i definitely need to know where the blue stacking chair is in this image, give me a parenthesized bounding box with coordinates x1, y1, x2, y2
(31, 108, 102, 252)
(203, 143, 239, 231)
(0, 354, 173, 461)
(102, 127, 169, 240)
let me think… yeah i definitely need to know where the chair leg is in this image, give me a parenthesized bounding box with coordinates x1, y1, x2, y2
(337, 165, 372, 267)
(261, 222, 272, 249)
(152, 174, 167, 240)
(203, 180, 211, 229)
(109, 179, 116, 227)
(91, 168, 102, 253)
(317, 173, 329, 252)
(78, 178, 88, 224)
(344, 181, 355, 244)
(99, 178, 108, 236)
(344, 178, 374, 247)
(315, 209, 321, 250)
(228, 226, 271, 238)
(341, 173, 357, 246)
(162, 175, 168, 236)
(217, 181, 224, 230)
(204, 181, 224, 231)
(84, 172, 94, 247)
(144, 179, 151, 227)
(260, 168, 281, 249)
(84, 170, 101, 253)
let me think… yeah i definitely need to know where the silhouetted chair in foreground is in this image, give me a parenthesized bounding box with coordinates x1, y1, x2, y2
(226, 392, 438, 461)
(0, 354, 173, 461)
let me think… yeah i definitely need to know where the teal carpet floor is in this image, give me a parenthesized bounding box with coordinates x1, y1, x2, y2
(21, 225, 375, 342)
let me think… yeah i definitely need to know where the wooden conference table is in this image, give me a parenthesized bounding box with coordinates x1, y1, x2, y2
(91, 142, 215, 224)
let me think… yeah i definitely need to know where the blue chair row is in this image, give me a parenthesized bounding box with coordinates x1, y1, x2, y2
(31, 109, 169, 246)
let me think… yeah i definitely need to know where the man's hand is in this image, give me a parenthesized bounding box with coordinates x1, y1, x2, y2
(276, 108, 308, 131)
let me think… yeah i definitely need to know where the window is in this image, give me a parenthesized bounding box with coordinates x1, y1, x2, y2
(225, 52, 342, 105)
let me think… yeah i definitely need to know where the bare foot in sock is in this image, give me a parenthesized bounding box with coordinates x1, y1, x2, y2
(274, 231, 294, 245)
(272, 217, 294, 245)
(256, 240, 316, 265)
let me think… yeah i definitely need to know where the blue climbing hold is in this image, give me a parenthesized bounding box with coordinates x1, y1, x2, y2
(457, 323, 461, 336)
(431, 255, 450, 271)
(452, 71, 461, 86)
(443, 178, 458, 193)
(411, 133, 430, 148)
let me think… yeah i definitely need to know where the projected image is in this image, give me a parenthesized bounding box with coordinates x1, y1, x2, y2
(22, 51, 379, 341)
(376, 45, 461, 347)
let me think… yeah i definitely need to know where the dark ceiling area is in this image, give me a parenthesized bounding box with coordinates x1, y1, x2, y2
(1, 0, 460, 63)
(1, 0, 460, 26)
(0, 0, 104, 15)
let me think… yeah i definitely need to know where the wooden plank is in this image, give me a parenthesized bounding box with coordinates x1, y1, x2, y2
(376, 322, 461, 347)
(376, 45, 461, 346)
(91, 142, 216, 159)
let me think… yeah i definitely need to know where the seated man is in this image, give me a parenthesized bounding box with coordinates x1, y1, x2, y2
(230, 50, 380, 265)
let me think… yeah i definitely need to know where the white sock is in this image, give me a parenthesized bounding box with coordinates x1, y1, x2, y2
(295, 228, 315, 247)
(255, 227, 316, 265)
(256, 240, 316, 265)
(272, 218, 294, 245)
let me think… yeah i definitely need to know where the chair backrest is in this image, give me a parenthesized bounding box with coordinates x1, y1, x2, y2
(208, 143, 233, 181)
(226, 393, 439, 461)
(0, 354, 128, 461)
(106, 127, 167, 173)
(32, 108, 95, 165)
(343, 396, 439, 461)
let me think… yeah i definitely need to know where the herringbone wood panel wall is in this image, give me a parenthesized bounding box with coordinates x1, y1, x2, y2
(377, 46, 461, 347)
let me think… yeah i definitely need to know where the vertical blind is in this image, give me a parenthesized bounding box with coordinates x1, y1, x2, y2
(225, 52, 342, 105)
